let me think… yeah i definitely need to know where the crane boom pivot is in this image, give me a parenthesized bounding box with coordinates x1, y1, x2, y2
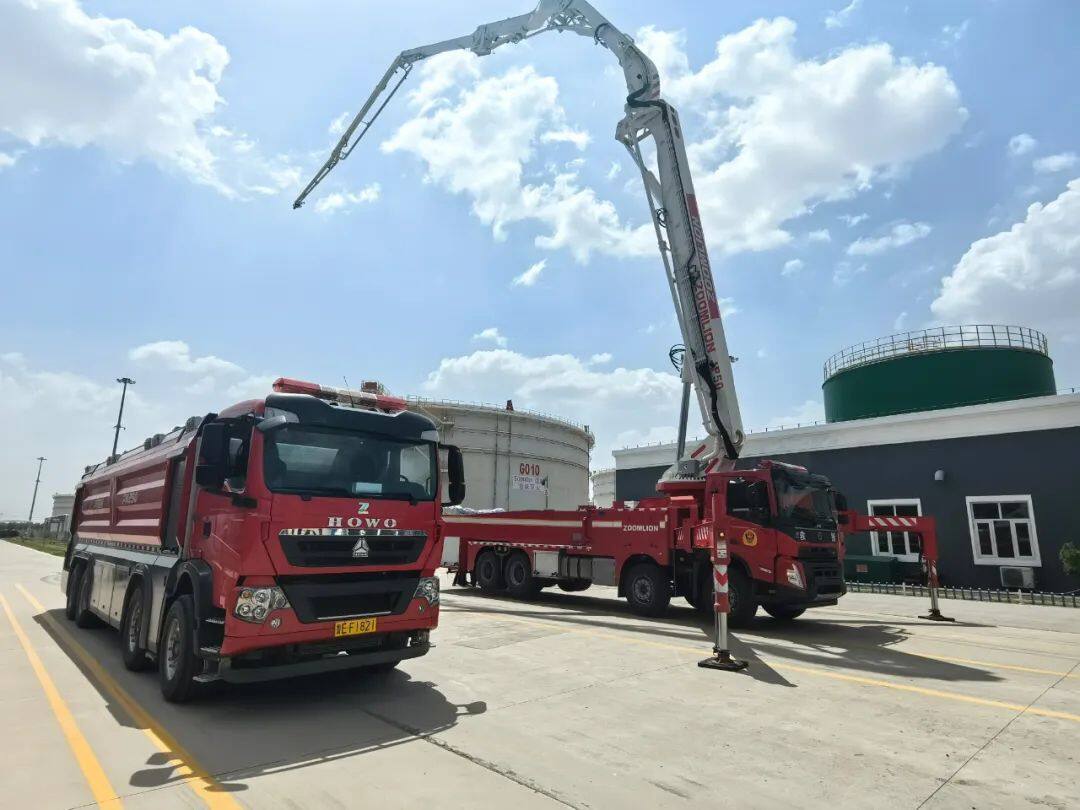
(294, 0, 745, 475)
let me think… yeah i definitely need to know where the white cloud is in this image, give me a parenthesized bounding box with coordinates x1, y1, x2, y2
(839, 213, 868, 227)
(894, 311, 909, 331)
(0, 152, 17, 170)
(312, 183, 381, 214)
(472, 327, 508, 348)
(381, 55, 651, 264)
(513, 259, 546, 287)
(940, 20, 970, 44)
(1008, 133, 1037, 156)
(422, 348, 682, 466)
(824, 0, 862, 29)
(847, 221, 932, 255)
(756, 347, 768, 359)
(589, 353, 613, 365)
(129, 340, 242, 376)
(932, 178, 1080, 347)
(808, 229, 832, 243)
(1033, 152, 1078, 174)
(0, 0, 300, 198)
(832, 262, 867, 286)
(636, 20, 965, 255)
(539, 128, 590, 150)
(718, 297, 739, 317)
(782, 258, 804, 276)
(328, 111, 351, 136)
(606, 161, 622, 181)
(762, 399, 824, 429)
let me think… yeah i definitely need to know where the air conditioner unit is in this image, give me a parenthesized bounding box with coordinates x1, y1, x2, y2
(999, 566, 1035, 589)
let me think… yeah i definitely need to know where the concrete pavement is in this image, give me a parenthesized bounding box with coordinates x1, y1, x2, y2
(1, 539, 1078, 809)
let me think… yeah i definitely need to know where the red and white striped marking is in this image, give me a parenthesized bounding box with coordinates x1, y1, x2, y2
(713, 540, 729, 613)
(866, 516, 920, 529)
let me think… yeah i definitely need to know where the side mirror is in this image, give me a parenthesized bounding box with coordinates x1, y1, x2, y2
(443, 444, 466, 507)
(196, 422, 228, 490)
(200, 422, 228, 465)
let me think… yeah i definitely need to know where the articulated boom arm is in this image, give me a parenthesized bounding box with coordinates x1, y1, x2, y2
(294, 0, 745, 471)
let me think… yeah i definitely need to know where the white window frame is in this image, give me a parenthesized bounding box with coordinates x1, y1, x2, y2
(866, 499, 923, 562)
(965, 495, 1041, 567)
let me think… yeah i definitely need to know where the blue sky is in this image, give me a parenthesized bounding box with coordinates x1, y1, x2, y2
(2, 0, 1079, 518)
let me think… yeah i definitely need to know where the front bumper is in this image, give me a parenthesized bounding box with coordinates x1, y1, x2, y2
(218, 639, 431, 683)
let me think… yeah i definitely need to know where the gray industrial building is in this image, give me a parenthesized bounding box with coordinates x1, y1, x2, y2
(612, 325, 1080, 593)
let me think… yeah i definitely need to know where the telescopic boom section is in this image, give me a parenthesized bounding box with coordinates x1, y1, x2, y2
(294, 0, 744, 474)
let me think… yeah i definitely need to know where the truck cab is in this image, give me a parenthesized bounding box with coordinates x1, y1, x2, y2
(663, 460, 846, 624)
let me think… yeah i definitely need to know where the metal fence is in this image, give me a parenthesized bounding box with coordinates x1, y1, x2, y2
(824, 324, 1049, 379)
(847, 581, 1079, 607)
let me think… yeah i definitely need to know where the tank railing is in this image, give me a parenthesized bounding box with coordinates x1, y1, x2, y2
(824, 324, 1049, 379)
(407, 395, 592, 434)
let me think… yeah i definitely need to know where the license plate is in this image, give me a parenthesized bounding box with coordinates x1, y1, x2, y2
(334, 617, 378, 637)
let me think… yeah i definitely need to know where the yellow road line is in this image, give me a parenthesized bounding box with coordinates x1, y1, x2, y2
(16, 584, 244, 810)
(908, 653, 1080, 680)
(449, 607, 1080, 725)
(0, 593, 123, 809)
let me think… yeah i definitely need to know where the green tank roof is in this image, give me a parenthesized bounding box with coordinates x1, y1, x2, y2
(823, 325, 1055, 423)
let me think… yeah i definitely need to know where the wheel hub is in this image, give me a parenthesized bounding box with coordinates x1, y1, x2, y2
(633, 577, 653, 603)
(127, 599, 141, 651)
(164, 617, 181, 681)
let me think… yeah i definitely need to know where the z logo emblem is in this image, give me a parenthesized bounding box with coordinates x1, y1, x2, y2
(357, 502, 370, 515)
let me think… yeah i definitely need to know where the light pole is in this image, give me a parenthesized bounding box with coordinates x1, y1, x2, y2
(27, 456, 46, 534)
(111, 377, 135, 460)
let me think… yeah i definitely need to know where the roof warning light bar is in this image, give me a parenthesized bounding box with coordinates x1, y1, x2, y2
(272, 377, 408, 413)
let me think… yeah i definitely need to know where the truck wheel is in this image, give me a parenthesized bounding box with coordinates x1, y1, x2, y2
(159, 595, 199, 703)
(74, 565, 100, 629)
(65, 565, 83, 621)
(727, 566, 758, 628)
(121, 588, 151, 671)
(624, 563, 671, 617)
(763, 605, 806, 621)
(475, 551, 505, 593)
(504, 552, 542, 599)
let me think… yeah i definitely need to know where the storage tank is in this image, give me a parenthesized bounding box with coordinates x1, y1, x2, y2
(823, 325, 1055, 423)
(408, 397, 593, 511)
(591, 468, 615, 507)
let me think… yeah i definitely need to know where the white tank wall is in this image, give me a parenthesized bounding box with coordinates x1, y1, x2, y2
(590, 468, 615, 507)
(410, 398, 593, 512)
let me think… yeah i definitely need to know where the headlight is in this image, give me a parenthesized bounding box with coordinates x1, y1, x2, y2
(234, 586, 290, 624)
(785, 563, 805, 590)
(413, 577, 439, 605)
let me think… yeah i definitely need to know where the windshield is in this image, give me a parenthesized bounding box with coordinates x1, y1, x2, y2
(772, 473, 837, 529)
(263, 425, 437, 501)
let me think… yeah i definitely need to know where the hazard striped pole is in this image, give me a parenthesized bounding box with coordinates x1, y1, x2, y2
(699, 532, 748, 672)
(918, 519, 954, 622)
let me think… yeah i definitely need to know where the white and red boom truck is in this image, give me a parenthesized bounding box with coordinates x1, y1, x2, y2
(294, 1, 952, 661)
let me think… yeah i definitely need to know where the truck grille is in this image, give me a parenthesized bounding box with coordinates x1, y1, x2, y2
(279, 529, 427, 568)
(277, 571, 420, 623)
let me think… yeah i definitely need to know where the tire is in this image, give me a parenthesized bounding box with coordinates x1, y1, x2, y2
(727, 566, 758, 628)
(763, 604, 806, 621)
(64, 565, 83, 621)
(121, 587, 151, 671)
(73, 564, 99, 628)
(474, 551, 505, 593)
(504, 552, 542, 599)
(557, 579, 590, 593)
(159, 595, 200, 703)
(623, 562, 671, 617)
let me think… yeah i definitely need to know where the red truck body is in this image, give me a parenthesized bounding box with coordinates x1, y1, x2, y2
(449, 460, 846, 623)
(63, 379, 464, 701)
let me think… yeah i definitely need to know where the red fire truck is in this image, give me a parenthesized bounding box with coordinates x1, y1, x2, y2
(62, 377, 465, 702)
(446, 460, 845, 626)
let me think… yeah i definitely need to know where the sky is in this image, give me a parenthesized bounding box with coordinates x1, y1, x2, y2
(2, 0, 1079, 518)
